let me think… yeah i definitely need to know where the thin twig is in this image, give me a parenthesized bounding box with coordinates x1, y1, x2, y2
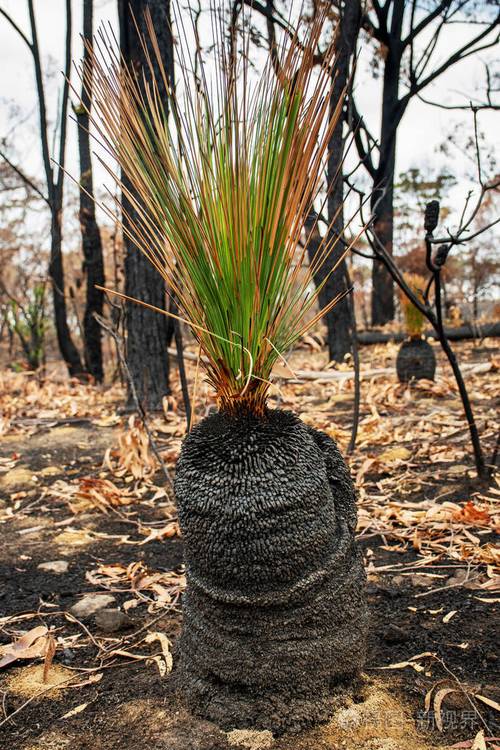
(346, 266, 361, 454)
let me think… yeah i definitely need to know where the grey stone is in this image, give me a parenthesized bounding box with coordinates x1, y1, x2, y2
(94, 608, 132, 633)
(69, 593, 115, 619)
(411, 574, 431, 588)
(227, 729, 274, 748)
(37, 560, 69, 574)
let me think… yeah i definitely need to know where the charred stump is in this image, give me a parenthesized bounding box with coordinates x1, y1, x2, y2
(396, 338, 436, 383)
(174, 409, 368, 733)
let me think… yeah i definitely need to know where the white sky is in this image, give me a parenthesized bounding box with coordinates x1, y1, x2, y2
(0, 0, 498, 248)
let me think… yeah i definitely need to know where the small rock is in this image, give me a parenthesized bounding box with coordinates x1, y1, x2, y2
(382, 624, 409, 645)
(411, 574, 431, 588)
(227, 729, 274, 749)
(485, 651, 497, 663)
(94, 608, 132, 633)
(37, 560, 69, 574)
(69, 593, 115, 619)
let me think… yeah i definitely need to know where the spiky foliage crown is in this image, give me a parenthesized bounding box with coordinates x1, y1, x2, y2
(400, 273, 427, 338)
(83, 7, 356, 415)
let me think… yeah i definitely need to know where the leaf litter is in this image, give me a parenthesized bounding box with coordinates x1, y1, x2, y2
(0, 340, 498, 748)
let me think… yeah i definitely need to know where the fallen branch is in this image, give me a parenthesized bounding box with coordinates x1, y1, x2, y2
(358, 322, 500, 345)
(167, 347, 491, 382)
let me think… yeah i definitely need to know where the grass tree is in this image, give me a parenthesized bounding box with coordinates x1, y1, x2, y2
(396, 273, 436, 382)
(83, 6, 368, 732)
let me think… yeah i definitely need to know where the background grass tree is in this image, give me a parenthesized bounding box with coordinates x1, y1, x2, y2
(396, 272, 436, 382)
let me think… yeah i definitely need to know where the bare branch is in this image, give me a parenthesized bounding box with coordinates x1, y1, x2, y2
(0, 149, 49, 205)
(415, 92, 500, 110)
(403, 0, 451, 47)
(27, 0, 54, 203)
(409, 17, 500, 97)
(55, 0, 72, 195)
(241, 0, 294, 38)
(0, 7, 32, 49)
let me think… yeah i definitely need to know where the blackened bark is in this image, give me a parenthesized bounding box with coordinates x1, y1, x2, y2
(307, 0, 361, 362)
(77, 0, 105, 382)
(175, 409, 367, 733)
(369, 1, 405, 326)
(370, 167, 395, 325)
(118, 0, 171, 410)
(50, 209, 86, 376)
(396, 338, 436, 382)
(370, 42, 402, 325)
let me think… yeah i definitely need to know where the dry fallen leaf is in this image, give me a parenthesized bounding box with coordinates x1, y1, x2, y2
(60, 702, 88, 719)
(378, 447, 412, 463)
(377, 660, 425, 672)
(50, 477, 137, 513)
(433, 687, 459, 731)
(0, 626, 51, 669)
(475, 694, 500, 713)
(85, 561, 185, 609)
(471, 730, 487, 750)
(67, 672, 103, 688)
(145, 632, 173, 675)
(453, 501, 491, 526)
(104, 416, 157, 481)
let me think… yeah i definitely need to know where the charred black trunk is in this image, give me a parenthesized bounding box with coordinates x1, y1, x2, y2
(49, 208, 86, 378)
(370, 3, 405, 326)
(307, 0, 361, 363)
(118, 0, 172, 410)
(77, 0, 105, 383)
(371, 174, 395, 325)
(175, 409, 367, 733)
(396, 338, 436, 382)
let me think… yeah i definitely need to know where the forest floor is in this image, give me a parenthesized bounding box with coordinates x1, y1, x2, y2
(0, 338, 499, 750)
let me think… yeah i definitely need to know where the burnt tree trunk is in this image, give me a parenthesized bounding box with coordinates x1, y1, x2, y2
(118, 0, 171, 410)
(307, 0, 361, 362)
(370, 39, 402, 325)
(175, 409, 367, 733)
(371, 160, 395, 326)
(396, 338, 436, 382)
(49, 207, 86, 377)
(77, 0, 105, 382)
(369, 0, 408, 326)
